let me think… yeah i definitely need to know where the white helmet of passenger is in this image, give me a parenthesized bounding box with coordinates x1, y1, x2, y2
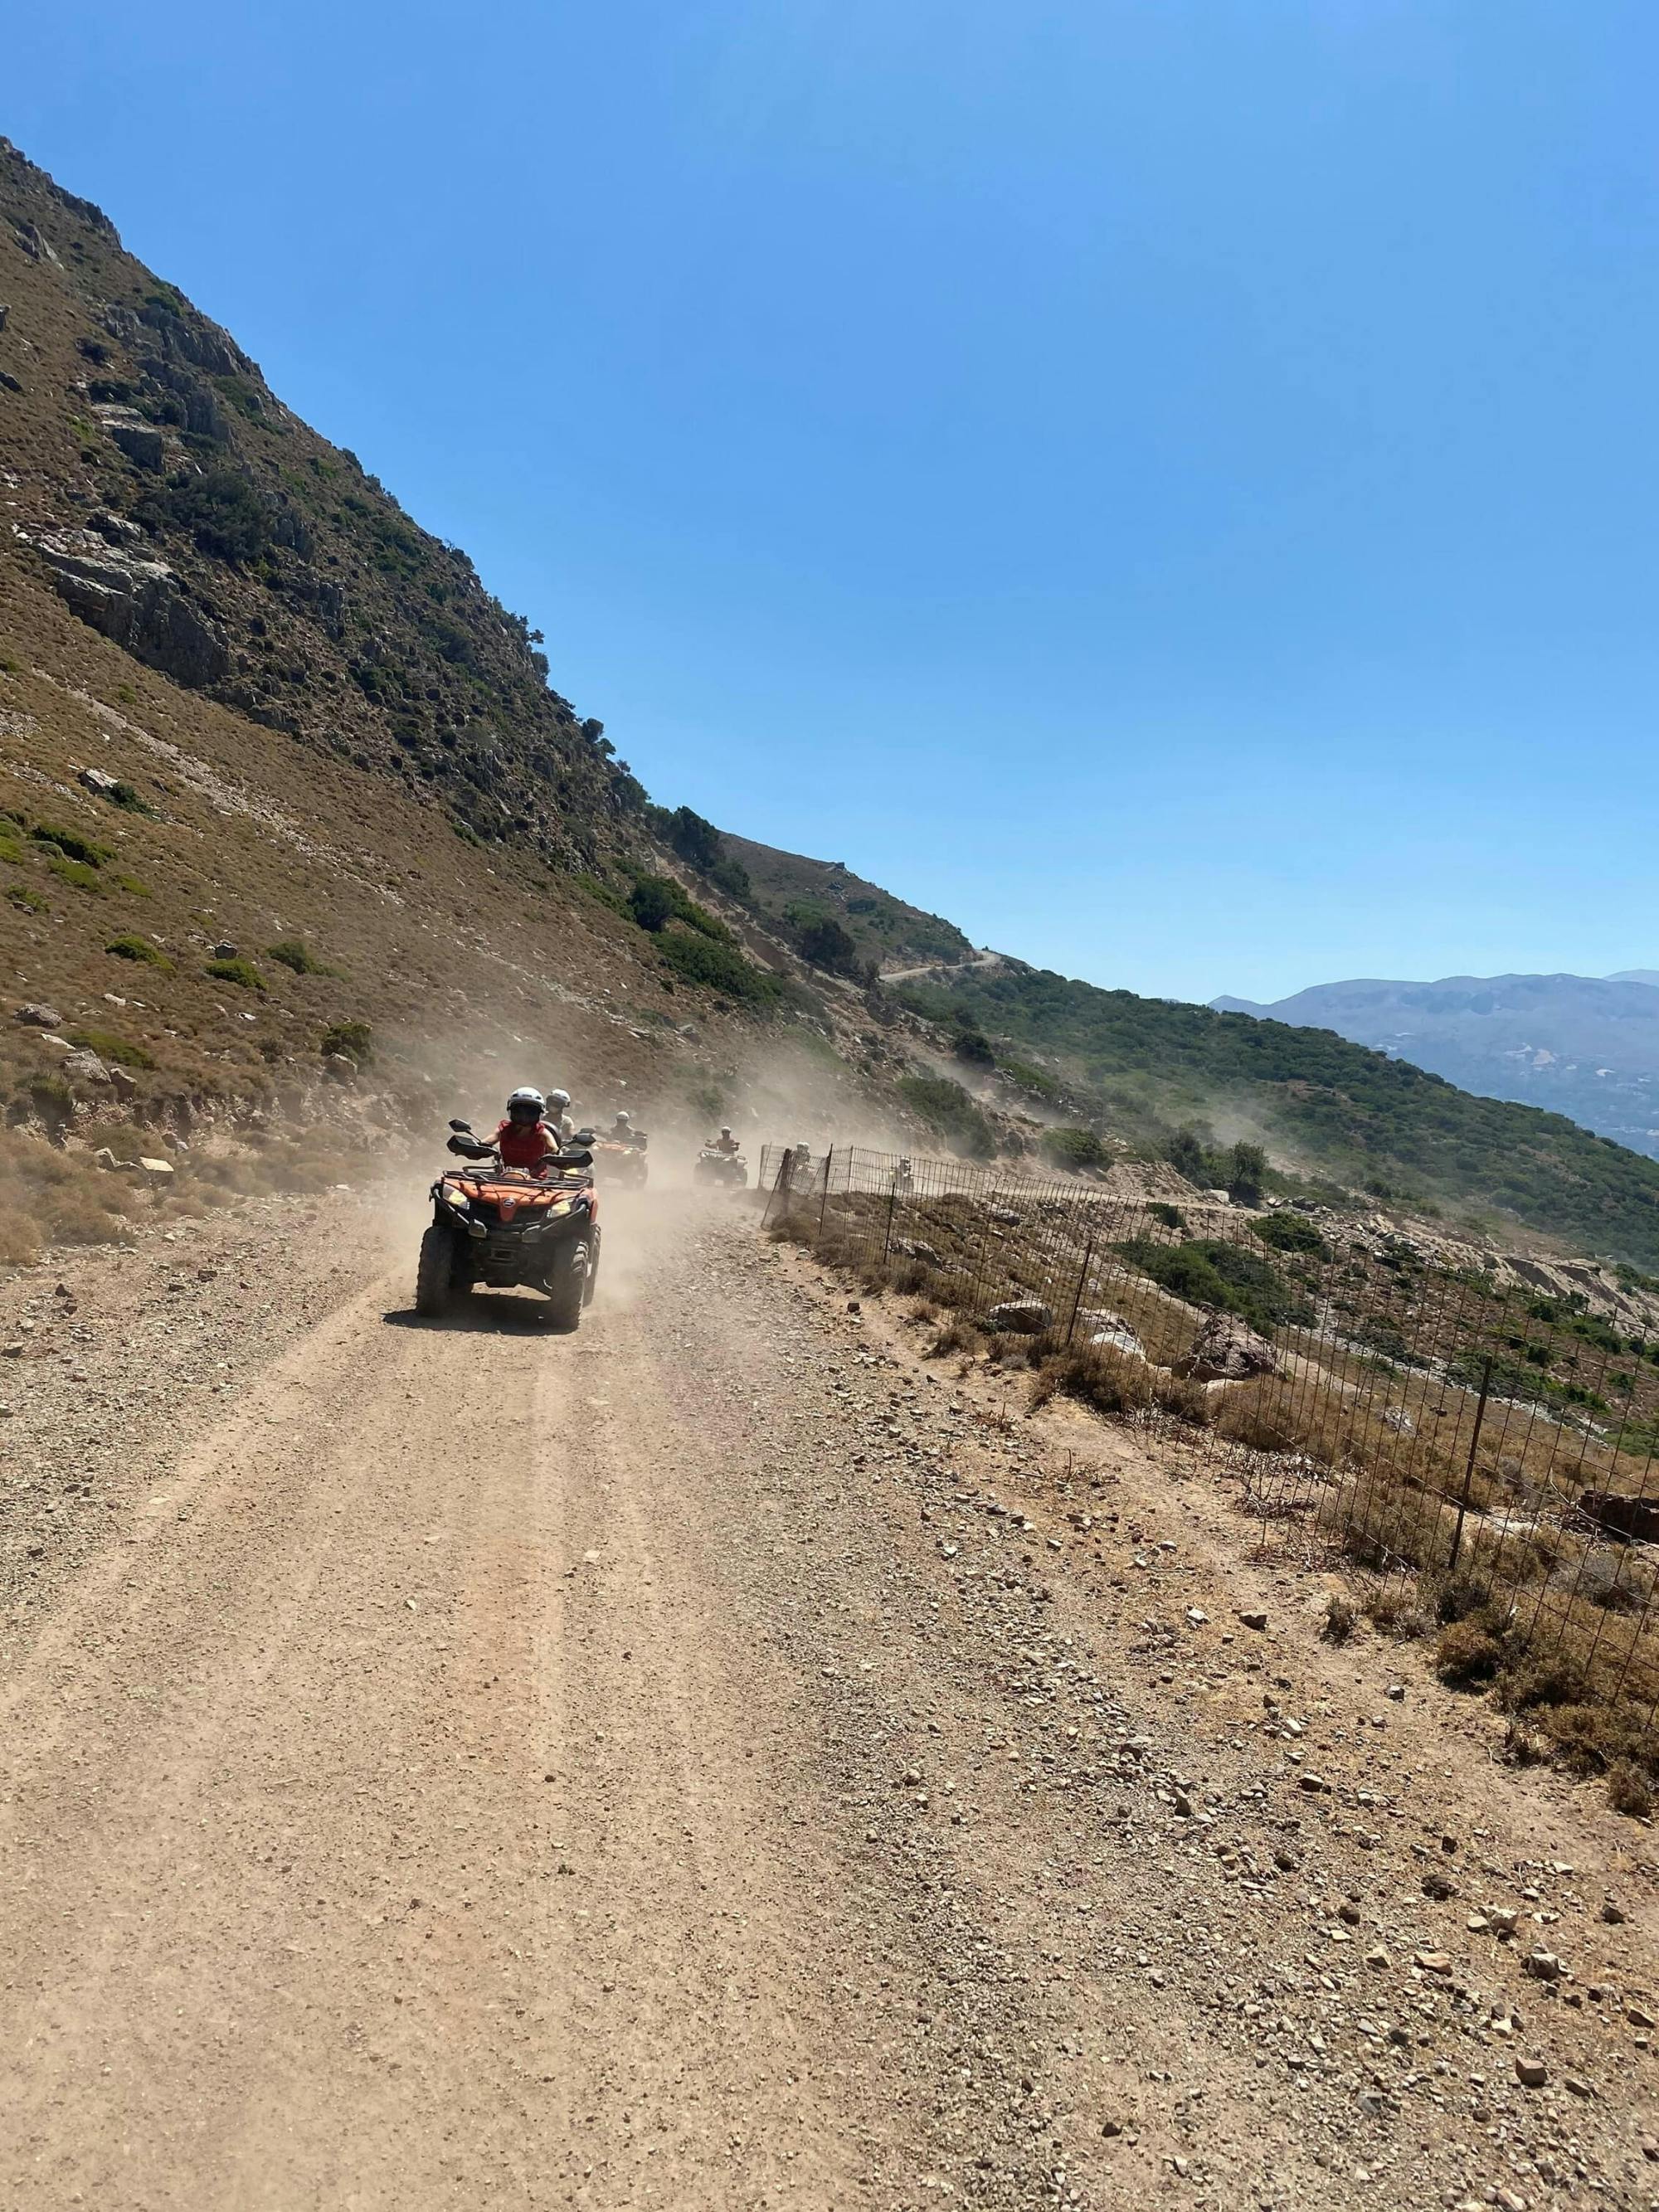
(507, 1086, 544, 1125)
(721, 1125, 732, 1138)
(614, 1110, 631, 1125)
(548, 1087, 572, 1112)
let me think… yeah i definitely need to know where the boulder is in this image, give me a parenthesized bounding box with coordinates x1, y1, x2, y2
(986, 1299, 1053, 1335)
(1381, 1407, 1415, 1435)
(93, 1146, 119, 1171)
(1178, 1313, 1282, 1383)
(108, 1063, 139, 1099)
(14, 1003, 65, 1030)
(212, 941, 238, 960)
(899, 1238, 944, 1268)
(1579, 1490, 1659, 1544)
(34, 535, 229, 688)
(79, 766, 122, 798)
(136, 1157, 173, 1179)
(61, 1049, 109, 1088)
(323, 1053, 358, 1083)
(989, 1206, 1023, 1226)
(101, 414, 164, 471)
(1078, 1309, 1146, 1360)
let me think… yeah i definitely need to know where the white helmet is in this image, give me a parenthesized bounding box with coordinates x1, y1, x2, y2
(614, 1110, 631, 1125)
(507, 1086, 544, 1123)
(548, 1087, 572, 1111)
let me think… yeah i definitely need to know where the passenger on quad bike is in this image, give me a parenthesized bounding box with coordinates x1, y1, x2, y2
(709, 1125, 741, 1155)
(611, 1110, 645, 1146)
(546, 1087, 575, 1140)
(417, 1105, 600, 1327)
(492, 1087, 561, 1171)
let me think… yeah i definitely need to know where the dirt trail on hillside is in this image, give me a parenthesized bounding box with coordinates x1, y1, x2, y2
(3, 1200, 1659, 2210)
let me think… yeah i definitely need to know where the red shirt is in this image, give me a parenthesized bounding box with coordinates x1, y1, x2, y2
(494, 1117, 554, 1170)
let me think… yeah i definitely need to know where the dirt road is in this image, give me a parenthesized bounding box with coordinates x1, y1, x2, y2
(4, 1197, 1658, 2210)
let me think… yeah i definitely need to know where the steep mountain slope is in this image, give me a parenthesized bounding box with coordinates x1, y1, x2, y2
(898, 960, 1659, 1264)
(0, 141, 885, 1257)
(1214, 972, 1659, 1158)
(716, 829, 976, 976)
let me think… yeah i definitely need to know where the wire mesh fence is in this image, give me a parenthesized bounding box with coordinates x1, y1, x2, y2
(760, 1141, 1659, 1773)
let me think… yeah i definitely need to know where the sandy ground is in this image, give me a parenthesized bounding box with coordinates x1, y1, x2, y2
(3, 1186, 1659, 2210)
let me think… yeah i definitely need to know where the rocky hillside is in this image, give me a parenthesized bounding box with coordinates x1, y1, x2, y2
(1214, 971, 1659, 1160)
(713, 829, 976, 978)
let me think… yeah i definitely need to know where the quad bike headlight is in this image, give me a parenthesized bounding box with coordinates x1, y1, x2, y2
(445, 1189, 469, 1213)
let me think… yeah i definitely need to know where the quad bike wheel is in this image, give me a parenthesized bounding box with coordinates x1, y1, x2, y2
(546, 1239, 588, 1330)
(582, 1225, 601, 1307)
(415, 1223, 457, 1317)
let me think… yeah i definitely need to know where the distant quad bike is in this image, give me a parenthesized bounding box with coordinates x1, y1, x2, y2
(416, 1119, 600, 1329)
(694, 1145, 748, 1189)
(587, 1130, 649, 1190)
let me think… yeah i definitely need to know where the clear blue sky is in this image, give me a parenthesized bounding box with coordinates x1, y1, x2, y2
(12, 1, 1659, 1002)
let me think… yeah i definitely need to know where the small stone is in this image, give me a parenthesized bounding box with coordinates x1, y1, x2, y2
(1514, 2055, 1547, 2088)
(1413, 1952, 1453, 1976)
(1297, 1772, 1331, 1793)
(138, 1157, 174, 1180)
(1524, 1949, 1562, 1982)
(212, 941, 238, 959)
(1384, 1683, 1404, 1701)
(900, 1767, 922, 1787)
(1600, 1899, 1627, 1925)
(1641, 2135, 1659, 2161)
(1628, 2002, 1657, 2029)
(1185, 1607, 1209, 1627)
(1100, 2118, 1122, 2139)
(1487, 1908, 1519, 1938)
(1365, 1945, 1391, 1970)
(1423, 1869, 1457, 1900)
(14, 1003, 64, 1029)
(1564, 2076, 1592, 2099)
(1236, 1607, 1267, 1631)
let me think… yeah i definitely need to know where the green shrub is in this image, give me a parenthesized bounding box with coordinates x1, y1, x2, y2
(320, 1020, 373, 1063)
(658, 930, 780, 1005)
(897, 1074, 995, 1159)
(6, 882, 46, 912)
(68, 1028, 156, 1069)
(951, 1028, 996, 1067)
(1253, 1211, 1331, 1257)
(1117, 1235, 1309, 1334)
(114, 874, 151, 897)
(136, 466, 273, 562)
(32, 822, 112, 866)
(1041, 1125, 1107, 1169)
(1150, 1201, 1186, 1229)
(0, 834, 22, 865)
(48, 858, 106, 894)
(104, 780, 154, 814)
(796, 914, 860, 975)
(206, 956, 266, 992)
(630, 877, 677, 932)
(266, 938, 337, 975)
(106, 933, 173, 970)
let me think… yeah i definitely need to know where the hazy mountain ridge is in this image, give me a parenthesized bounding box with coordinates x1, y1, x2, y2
(1214, 971, 1659, 1159)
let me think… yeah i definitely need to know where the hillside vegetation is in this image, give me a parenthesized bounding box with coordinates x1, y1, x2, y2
(899, 963, 1659, 1266)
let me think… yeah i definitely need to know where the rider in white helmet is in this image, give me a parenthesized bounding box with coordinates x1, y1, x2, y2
(546, 1087, 574, 1140)
(711, 1124, 741, 1156)
(491, 1087, 557, 1170)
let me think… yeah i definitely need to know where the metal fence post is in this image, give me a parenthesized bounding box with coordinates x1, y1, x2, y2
(881, 1169, 899, 1267)
(818, 1145, 834, 1240)
(761, 1147, 793, 1229)
(1064, 1225, 1097, 1346)
(1448, 1356, 1494, 1573)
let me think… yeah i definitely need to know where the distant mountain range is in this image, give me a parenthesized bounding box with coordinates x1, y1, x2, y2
(1212, 973, 1659, 1159)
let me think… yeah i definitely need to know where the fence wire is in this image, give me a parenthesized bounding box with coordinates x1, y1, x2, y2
(759, 1141, 1659, 1764)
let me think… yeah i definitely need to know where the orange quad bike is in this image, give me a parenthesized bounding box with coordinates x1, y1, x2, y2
(582, 1126, 649, 1190)
(416, 1120, 600, 1329)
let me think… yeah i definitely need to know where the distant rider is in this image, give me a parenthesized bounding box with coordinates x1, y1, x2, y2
(611, 1110, 645, 1148)
(710, 1125, 741, 1156)
(546, 1087, 575, 1140)
(492, 1087, 559, 1172)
